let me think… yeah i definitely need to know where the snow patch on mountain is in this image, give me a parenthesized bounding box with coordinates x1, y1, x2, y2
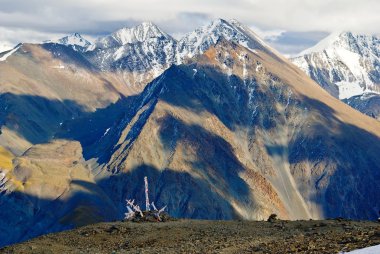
(59, 33, 91, 47)
(330, 46, 379, 99)
(336, 81, 365, 99)
(46, 33, 92, 51)
(178, 19, 267, 60)
(85, 18, 275, 90)
(32, 19, 282, 93)
(297, 32, 342, 56)
(95, 22, 173, 50)
(0, 45, 20, 62)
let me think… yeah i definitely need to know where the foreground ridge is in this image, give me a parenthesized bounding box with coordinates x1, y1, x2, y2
(2, 219, 380, 253)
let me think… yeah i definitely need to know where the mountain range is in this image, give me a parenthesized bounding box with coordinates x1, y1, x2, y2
(0, 19, 380, 247)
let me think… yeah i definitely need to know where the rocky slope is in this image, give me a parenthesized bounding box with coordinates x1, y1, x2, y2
(89, 38, 380, 222)
(0, 140, 117, 246)
(343, 93, 380, 121)
(1, 19, 380, 248)
(291, 32, 380, 119)
(0, 42, 131, 155)
(84, 22, 177, 93)
(2, 219, 380, 254)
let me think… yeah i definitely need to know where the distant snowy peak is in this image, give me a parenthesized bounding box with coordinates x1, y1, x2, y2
(292, 32, 380, 100)
(46, 33, 92, 51)
(115, 22, 173, 43)
(178, 18, 274, 59)
(95, 22, 174, 49)
(292, 31, 380, 120)
(85, 18, 283, 89)
(297, 32, 343, 55)
(58, 33, 92, 48)
(299, 31, 380, 56)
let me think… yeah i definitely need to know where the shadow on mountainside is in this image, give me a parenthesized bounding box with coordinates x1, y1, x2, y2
(41, 43, 99, 72)
(56, 93, 141, 162)
(1, 59, 380, 232)
(91, 64, 380, 220)
(287, 96, 380, 220)
(0, 163, 244, 248)
(97, 164, 243, 220)
(0, 179, 117, 248)
(0, 92, 84, 146)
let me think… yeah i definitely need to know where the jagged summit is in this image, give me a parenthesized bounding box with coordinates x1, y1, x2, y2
(89, 18, 277, 60)
(297, 31, 345, 55)
(95, 21, 173, 49)
(47, 33, 92, 49)
(177, 18, 273, 59)
(298, 31, 380, 56)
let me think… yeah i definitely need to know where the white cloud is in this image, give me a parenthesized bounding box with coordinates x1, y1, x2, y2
(1, 0, 379, 34)
(0, 42, 13, 53)
(0, 26, 68, 48)
(0, 0, 379, 54)
(250, 26, 286, 42)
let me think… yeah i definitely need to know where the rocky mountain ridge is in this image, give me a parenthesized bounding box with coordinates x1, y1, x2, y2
(0, 19, 380, 248)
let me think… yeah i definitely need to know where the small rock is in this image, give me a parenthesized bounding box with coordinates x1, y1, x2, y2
(105, 225, 120, 234)
(267, 214, 278, 222)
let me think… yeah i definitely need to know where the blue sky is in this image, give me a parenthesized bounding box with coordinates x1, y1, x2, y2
(0, 0, 379, 55)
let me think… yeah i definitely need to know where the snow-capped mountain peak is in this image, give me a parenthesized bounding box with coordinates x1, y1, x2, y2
(297, 31, 344, 56)
(87, 18, 284, 91)
(177, 18, 276, 59)
(57, 33, 92, 48)
(114, 22, 171, 44)
(292, 31, 380, 100)
(44, 33, 92, 52)
(86, 21, 178, 87)
(95, 22, 173, 49)
(297, 31, 380, 57)
(291, 31, 380, 121)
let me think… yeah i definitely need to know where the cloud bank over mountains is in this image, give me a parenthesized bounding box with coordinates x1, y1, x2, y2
(0, 0, 378, 54)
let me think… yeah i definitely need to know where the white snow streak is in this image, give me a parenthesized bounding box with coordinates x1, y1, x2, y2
(0, 45, 20, 62)
(101, 128, 111, 138)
